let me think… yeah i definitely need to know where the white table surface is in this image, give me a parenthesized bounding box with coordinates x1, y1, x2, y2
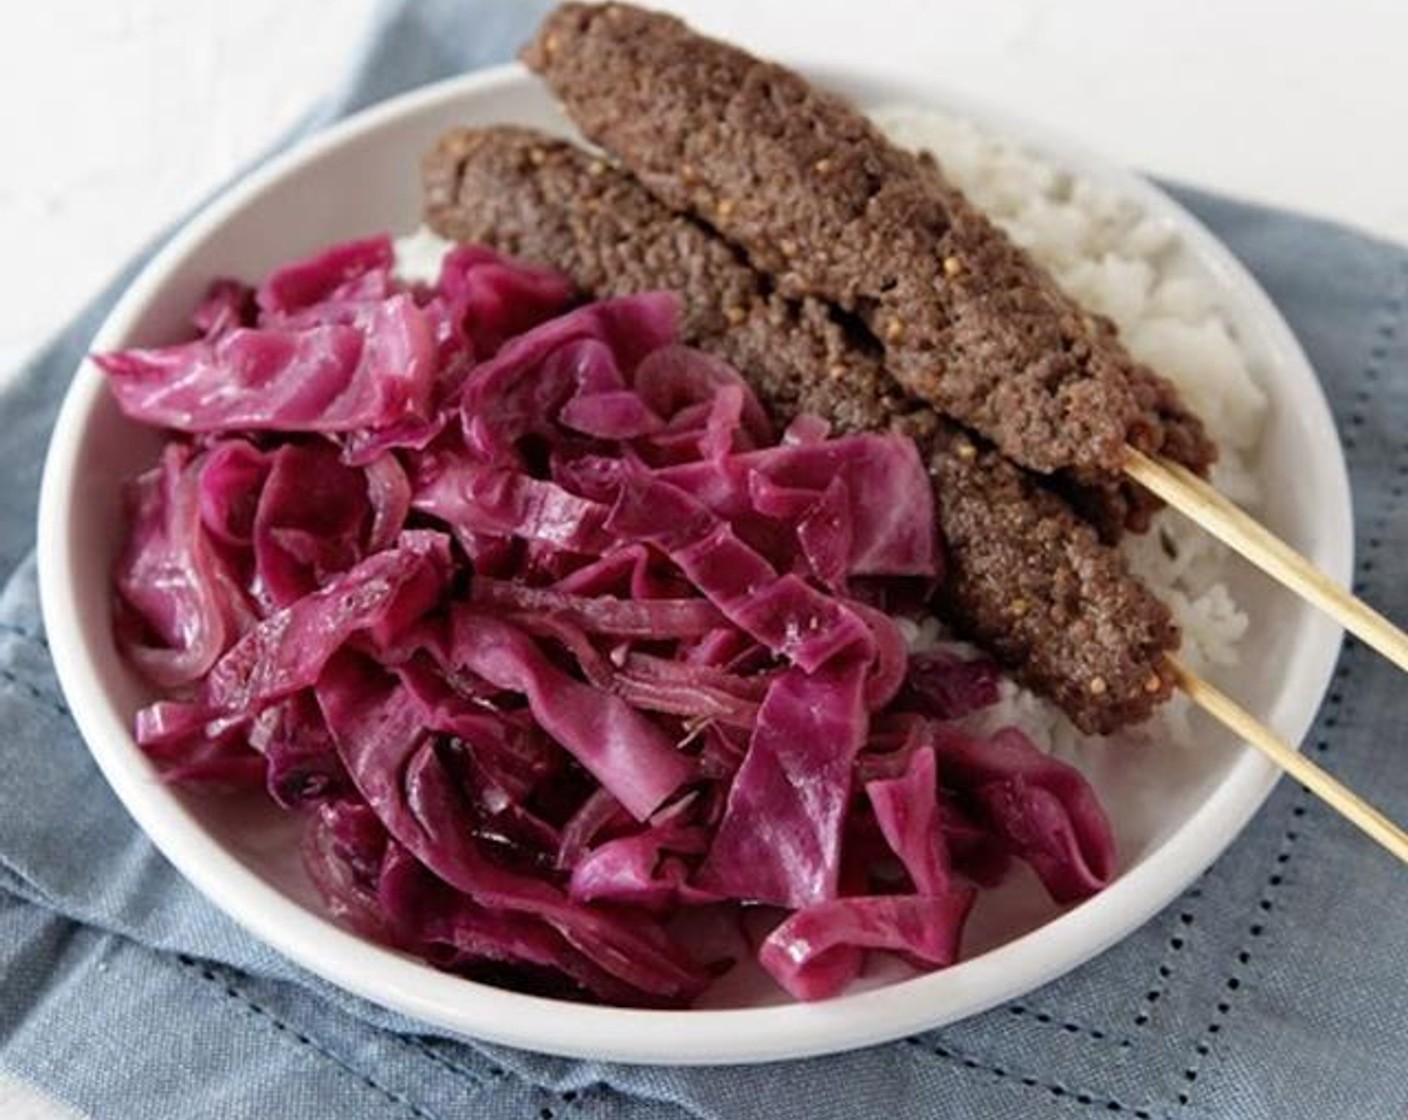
(1, 0, 1404, 1113)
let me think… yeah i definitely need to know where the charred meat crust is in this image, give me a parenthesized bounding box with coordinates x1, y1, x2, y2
(523, 2, 1215, 491)
(423, 126, 1179, 733)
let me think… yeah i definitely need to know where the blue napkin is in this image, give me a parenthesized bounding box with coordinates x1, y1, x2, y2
(3, 2, 1406, 1117)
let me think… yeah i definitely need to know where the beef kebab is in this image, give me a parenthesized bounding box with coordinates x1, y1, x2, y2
(423, 126, 1179, 734)
(521, 2, 1216, 538)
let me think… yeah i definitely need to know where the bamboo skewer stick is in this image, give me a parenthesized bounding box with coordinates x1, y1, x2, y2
(1129, 448, 1408, 862)
(1126, 447, 1408, 674)
(1169, 657, 1408, 864)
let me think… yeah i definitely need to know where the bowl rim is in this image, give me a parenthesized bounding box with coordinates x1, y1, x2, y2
(36, 59, 1352, 1065)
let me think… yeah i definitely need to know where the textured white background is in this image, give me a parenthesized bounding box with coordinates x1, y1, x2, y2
(1, 0, 1404, 1114)
(0, 0, 380, 375)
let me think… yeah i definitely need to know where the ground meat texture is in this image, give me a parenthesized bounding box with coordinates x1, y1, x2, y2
(422, 125, 1178, 732)
(912, 152, 1215, 539)
(523, 2, 1217, 484)
(423, 125, 911, 433)
(927, 428, 1178, 733)
(1058, 354, 1217, 538)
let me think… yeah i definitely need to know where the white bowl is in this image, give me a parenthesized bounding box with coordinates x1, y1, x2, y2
(36, 62, 1350, 1065)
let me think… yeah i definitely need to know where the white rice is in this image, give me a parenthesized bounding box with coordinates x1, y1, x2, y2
(395, 225, 456, 285)
(872, 106, 1268, 754)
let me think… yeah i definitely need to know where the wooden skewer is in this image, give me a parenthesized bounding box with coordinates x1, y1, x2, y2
(1170, 657, 1408, 864)
(1125, 447, 1408, 674)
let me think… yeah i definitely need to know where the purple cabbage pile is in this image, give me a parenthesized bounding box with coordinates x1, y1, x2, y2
(99, 235, 1116, 1006)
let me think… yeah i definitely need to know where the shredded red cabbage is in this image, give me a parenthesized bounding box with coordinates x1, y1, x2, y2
(102, 236, 1117, 1007)
(898, 647, 1002, 720)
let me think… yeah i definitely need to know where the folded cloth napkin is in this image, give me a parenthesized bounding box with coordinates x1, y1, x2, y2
(2, 2, 1406, 1117)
